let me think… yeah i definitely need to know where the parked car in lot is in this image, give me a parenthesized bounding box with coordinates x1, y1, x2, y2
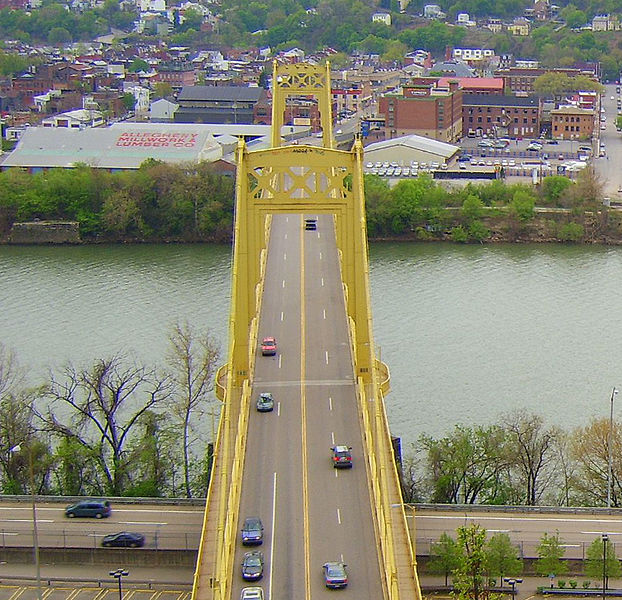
(101, 532, 145, 548)
(241, 551, 264, 581)
(260, 337, 277, 356)
(323, 562, 348, 588)
(241, 517, 264, 545)
(331, 445, 353, 468)
(256, 392, 274, 412)
(477, 139, 494, 148)
(65, 500, 111, 519)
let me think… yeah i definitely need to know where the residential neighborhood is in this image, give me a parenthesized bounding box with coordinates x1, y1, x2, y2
(0, 0, 620, 186)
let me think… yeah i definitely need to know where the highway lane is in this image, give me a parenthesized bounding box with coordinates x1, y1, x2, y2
(232, 213, 383, 600)
(0, 502, 203, 550)
(415, 507, 622, 559)
(305, 214, 383, 598)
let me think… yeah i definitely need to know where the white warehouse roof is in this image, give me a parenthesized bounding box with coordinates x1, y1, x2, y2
(364, 134, 459, 160)
(1, 123, 223, 170)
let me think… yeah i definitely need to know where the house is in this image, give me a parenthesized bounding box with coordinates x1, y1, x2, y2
(507, 18, 531, 36)
(372, 12, 391, 26)
(456, 13, 476, 26)
(450, 48, 495, 64)
(40, 108, 105, 129)
(423, 4, 445, 18)
(150, 97, 179, 121)
(592, 14, 620, 31)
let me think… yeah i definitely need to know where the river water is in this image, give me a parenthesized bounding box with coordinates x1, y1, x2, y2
(3, 242, 622, 449)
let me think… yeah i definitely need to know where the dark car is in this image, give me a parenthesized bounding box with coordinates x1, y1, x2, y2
(331, 445, 353, 468)
(102, 532, 145, 548)
(256, 392, 274, 412)
(304, 218, 317, 231)
(323, 562, 348, 588)
(261, 337, 277, 356)
(241, 517, 264, 545)
(65, 500, 111, 519)
(241, 551, 264, 580)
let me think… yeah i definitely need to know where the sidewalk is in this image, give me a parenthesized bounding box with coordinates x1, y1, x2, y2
(0, 562, 194, 587)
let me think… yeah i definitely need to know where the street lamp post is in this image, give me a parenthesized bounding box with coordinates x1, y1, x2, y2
(110, 569, 129, 600)
(602, 534, 609, 600)
(608, 388, 618, 508)
(504, 577, 523, 600)
(10, 444, 41, 600)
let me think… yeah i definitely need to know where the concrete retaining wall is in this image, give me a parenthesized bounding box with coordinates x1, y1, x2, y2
(9, 221, 81, 244)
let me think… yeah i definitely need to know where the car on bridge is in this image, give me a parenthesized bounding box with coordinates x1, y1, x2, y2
(256, 392, 274, 412)
(323, 561, 348, 588)
(331, 445, 353, 468)
(241, 517, 264, 545)
(241, 551, 264, 580)
(304, 218, 317, 230)
(260, 337, 277, 356)
(65, 500, 111, 519)
(240, 587, 264, 600)
(101, 532, 145, 548)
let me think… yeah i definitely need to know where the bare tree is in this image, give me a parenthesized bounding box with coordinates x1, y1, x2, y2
(570, 418, 617, 506)
(167, 322, 220, 498)
(504, 411, 559, 505)
(0, 343, 24, 398)
(37, 356, 172, 496)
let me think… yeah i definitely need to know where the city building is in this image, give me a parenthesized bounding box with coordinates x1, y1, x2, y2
(378, 80, 463, 142)
(495, 65, 600, 95)
(462, 94, 540, 137)
(551, 106, 595, 140)
(174, 85, 269, 124)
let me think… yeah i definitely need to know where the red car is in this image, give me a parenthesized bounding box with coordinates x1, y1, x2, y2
(261, 337, 277, 356)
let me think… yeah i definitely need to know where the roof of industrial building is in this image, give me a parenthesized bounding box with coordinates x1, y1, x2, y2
(437, 77, 504, 91)
(1, 123, 223, 169)
(462, 94, 540, 107)
(364, 134, 459, 159)
(177, 85, 265, 102)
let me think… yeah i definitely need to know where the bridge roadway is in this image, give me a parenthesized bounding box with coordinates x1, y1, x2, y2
(232, 213, 383, 599)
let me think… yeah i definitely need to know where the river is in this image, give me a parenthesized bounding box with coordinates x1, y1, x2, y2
(3, 242, 622, 450)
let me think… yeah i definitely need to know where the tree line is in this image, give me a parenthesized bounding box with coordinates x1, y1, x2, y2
(0, 161, 235, 243)
(430, 524, 621, 597)
(401, 411, 622, 507)
(0, 323, 220, 498)
(0, 161, 612, 245)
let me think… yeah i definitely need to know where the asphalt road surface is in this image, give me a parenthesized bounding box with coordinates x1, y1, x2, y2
(0, 501, 203, 550)
(415, 507, 622, 559)
(233, 214, 383, 600)
(595, 83, 622, 198)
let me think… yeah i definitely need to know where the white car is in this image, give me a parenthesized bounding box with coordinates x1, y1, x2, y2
(240, 588, 264, 600)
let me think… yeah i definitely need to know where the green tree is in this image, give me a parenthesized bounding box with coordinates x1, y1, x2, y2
(462, 194, 486, 221)
(536, 531, 568, 577)
(429, 532, 463, 586)
(128, 58, 149, 73)
(509, 190, 535, 222)
(585, 536, 621, 585)
(454, 524, 489, 600)
(540, 176, 573, 206)
(487, 533, 522, 585)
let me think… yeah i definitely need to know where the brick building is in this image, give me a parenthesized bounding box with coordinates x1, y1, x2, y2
(551, 106, 595, 140)
(378, 81, 463, 142)
(462, 94, 540, 137)
(495, 65, 600, 95)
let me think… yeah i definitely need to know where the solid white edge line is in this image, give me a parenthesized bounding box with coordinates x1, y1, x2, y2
(269, 472, 277, 600)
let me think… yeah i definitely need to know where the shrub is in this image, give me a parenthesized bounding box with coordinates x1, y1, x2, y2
(583, 581, 592, 589)
(558, 222, 584, 242)
(450, 225, 468, 242)
(569, 580, 578, 588)
(558, 580, 566, 588)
